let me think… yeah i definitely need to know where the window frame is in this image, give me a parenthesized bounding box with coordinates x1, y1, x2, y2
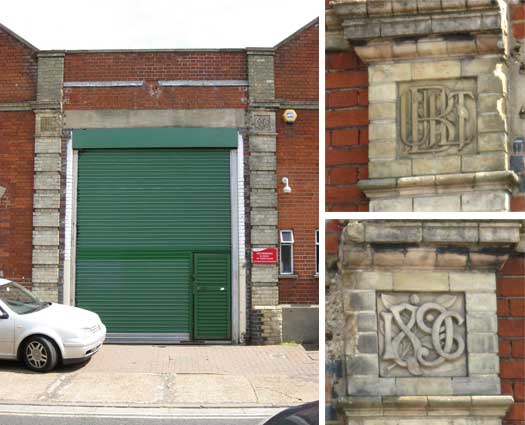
(279, 230, 294, 275)
(315, 229, 319, 276)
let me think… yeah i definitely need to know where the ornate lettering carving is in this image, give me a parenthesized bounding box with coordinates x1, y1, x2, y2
(378, 292, 466, 377)
(399, 81, 476, 155)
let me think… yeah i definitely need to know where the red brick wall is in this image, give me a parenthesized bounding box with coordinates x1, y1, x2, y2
(0, 28, 37, 103)
(277, 110, 319, 305)
(498, 254, 525, 425)
(63, 51, 248, 110)
(0, 28, 37, 285)
(325, 49, 369, 212)
(0, 112, 35, 285)
(511, 3, 525, 212)
(274, 21, 319, 101)
(275, 22, 319, 305)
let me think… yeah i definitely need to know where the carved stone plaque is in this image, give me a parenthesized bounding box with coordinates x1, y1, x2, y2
(398, 79, 477, 156)
(377, 292, 467, 377)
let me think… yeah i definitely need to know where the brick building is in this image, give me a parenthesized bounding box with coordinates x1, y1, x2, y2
(0, 19, 319, 345)
(326, 219, 525, 425)
(326, 0, 525, 212)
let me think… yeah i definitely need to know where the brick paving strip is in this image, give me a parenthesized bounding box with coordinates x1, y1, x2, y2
(0, 345, 318, 408)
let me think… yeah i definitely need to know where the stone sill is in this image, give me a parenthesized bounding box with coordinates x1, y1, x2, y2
(337, 395, 514, 418)
(279, 274, 298, 279)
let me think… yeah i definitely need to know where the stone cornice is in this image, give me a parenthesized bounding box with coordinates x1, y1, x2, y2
(337, 395, 514, 418)
(327, 0, 507, 60)
(359, 171, 519, 200)
(340, 220, 522, 271)
(331, 0, 500, 19)
(0, 101, 62, 112)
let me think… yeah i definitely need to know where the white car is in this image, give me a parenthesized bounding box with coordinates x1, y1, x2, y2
(0, 279, 106, 372)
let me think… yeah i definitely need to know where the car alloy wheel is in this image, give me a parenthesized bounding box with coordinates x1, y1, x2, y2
(22, 336, 58, 372)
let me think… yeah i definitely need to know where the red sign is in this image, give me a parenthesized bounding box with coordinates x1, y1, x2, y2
(252, 247, 277, 264)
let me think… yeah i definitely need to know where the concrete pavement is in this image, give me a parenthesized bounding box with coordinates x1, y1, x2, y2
(0, 404, 281, 424)
(0, 345, 318, 408)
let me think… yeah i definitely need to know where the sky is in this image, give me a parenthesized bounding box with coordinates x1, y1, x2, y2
(1, 0, 319, 50)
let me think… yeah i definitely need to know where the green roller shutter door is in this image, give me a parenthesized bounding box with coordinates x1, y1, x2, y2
(76, 148, 232, 340)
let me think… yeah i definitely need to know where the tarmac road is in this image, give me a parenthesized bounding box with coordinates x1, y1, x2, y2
(0, 405, 277, 425)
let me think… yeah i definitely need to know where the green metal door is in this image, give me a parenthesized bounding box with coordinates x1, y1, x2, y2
(193, 253, 231, 340)
(75, 147, 232, 341)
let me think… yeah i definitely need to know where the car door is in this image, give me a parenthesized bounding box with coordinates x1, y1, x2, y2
(0, 302, 15, 357)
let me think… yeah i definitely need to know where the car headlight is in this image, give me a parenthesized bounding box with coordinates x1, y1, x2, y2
(79, 324, 101, 337)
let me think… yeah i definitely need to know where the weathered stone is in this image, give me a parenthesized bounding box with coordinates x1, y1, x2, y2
(373, 250, 406, 267)
(449, 272, 495, 292)
(368, 102, 396, 121)
(355, 271, 393, 290)
(32, 265, 59, 283)
(414, 196, 461, 212)
(251, 209, 277, 226)
(396, 378, 453, 395)
(33, 210, 60, 227)
(251, 265, 278, 283)
(357, 312, 378, 332)
(347, 354, 379, 375)
(345, 222, 365, 243)
(369, 63, 411, 83)
(357, 333, 378, 354)
(368, 83, 397, 103)
(436, 251, 468, 268)
(365, 222, 421, 243)
(404, 248, 437, 268)
(465, 293, 497, 312)
(34, 154, 61, 172)
(369, 140, 396, 160)
(32, 248, 59, 265)
(417, 39, 447, 57)
(250, 172, 276, 189)
(466, 312, 498, 333)
(393, 271, 448, 291)
(344, 247, 373, 268)
(461, 191, 509, 212)
(348, 377, 396, 396)
(369, 160, 411, 178)
(251, 226, 277, 245)
(468, 354, 500, 374)
(478, 114, 506, 133)
(33, 229, 59, 246)
(479, 224, 520, 243)
(249, 153, 276, 171)
(412, 157, 461, 176)
(423, 223, 479, 243)
(467, 333, 499, 353)
(452, 375, 500, 395)
(477, 132, 507, 152)
(412, 61, 461, 80)
(348, 290, 376, 312)
(370, 198, 413, 212)
(251, 189, 277, 208)
(369, 122, 396, 141)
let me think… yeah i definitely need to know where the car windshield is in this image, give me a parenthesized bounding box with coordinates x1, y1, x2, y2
(0, 282, 49, 315)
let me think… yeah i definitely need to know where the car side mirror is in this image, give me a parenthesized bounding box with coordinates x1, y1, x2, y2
(0, 311, 8, 319)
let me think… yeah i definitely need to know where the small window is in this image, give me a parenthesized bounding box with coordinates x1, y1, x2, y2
(315, 230, 319, 275)
(280, 230, 294, 275)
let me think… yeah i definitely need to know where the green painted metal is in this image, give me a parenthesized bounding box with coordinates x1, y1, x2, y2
(193, 253, 231, 340)
(76, 148, 232, 336)
(73, 128, 238, 149)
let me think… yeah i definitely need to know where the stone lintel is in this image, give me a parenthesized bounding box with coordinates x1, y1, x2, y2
(337, 395, 514, 418)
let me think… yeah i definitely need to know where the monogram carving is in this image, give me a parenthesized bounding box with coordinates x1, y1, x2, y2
(399, 80, 476, 155)
(377, 292, 466, 377)
(253, 114, 272, 132)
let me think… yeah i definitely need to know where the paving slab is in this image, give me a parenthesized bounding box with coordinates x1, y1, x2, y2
(0, 345, 318, 408)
